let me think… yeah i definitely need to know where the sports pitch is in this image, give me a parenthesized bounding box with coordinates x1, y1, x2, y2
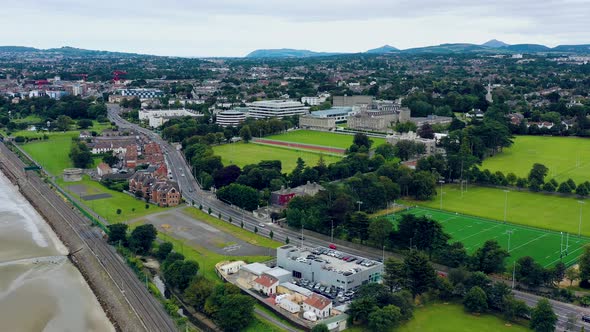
(481, 135, 590, 183)
(386, 207, 590, 267)
(265, 130, 386, 149)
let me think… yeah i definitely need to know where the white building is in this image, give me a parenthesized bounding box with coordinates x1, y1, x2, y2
(253, 274, 279, 296)
(246, 100, 309, 119)
(301, 96, 327, 106)
(302, 294, 332, 319)
(118, 88, 163, 99)
(216, 109, 247, 127)
(139, 108, 204, 128)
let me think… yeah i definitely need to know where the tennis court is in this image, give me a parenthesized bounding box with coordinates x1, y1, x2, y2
(386, 207, 590, 267)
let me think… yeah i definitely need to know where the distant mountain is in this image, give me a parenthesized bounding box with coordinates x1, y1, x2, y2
(246, 48, 342, 58)
(403, 43, 496, 54)
(503, 44, 551, 53)
(0, 46, 39, 53)
(482, 39, 510, 48)
(366, 45, 399, 54)
(552, 44, 590, 53)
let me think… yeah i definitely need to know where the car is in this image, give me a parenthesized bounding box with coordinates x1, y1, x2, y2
(583, 315, 590, 323)
(319, 286, 327, 293)
(297, 235, 305, 240)
(314, 283, 321, 290)
(258, 223, 265, 228)
(329, 244, 337, 249)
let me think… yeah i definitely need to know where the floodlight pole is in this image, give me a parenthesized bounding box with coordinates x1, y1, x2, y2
(356, 200, 363, 212)
(512, 262, 516, 289)
(506, 230, 513, 252)
(503, 190, 510, 223)
(439, 180, 444, 209)
(330, 219, 334, 243)
(579, 201, 586, 237)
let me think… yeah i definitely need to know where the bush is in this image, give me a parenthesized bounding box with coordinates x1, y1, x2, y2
(580, 279, 590, 289)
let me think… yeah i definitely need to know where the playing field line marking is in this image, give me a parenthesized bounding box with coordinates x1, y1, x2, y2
(507, 233, 548, 253)
(457, 223, 504, 242)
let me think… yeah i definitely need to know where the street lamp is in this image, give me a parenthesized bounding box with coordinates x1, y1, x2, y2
(356, 200, 363, 212)
(330, 219, 334, 243)
(579, 200, 586, 237)
(503, 190, 510, 223)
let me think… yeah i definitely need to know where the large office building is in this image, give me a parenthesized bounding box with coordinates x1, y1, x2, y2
(246, 100, 309, 119)
(216, 108, 247, 127)
(117, 88, 163, 99)
(333, 95, 373, 107)
(276, 245, 383, 291)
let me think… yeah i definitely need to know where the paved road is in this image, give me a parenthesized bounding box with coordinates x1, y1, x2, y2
(0, 143, 177, 332)
(109, 104, 590, 331)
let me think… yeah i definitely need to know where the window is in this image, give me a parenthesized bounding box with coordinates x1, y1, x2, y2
(292, 270, 302, 278)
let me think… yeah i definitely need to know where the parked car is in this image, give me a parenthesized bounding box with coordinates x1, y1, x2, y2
(329, 244, 337, 249)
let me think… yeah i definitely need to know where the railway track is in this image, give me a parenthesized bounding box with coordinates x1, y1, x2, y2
(0, 143, 177, 332)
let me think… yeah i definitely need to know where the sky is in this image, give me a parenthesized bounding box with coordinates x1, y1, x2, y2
(1, 0, 588, 57)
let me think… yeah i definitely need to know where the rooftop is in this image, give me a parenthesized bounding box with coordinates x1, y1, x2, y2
(254, 274, 279, 288)
(279, 245, 381, 275)
(304, 293, 332, 310)
(241, 262, 271, 276)
(311, 107, 354, 117)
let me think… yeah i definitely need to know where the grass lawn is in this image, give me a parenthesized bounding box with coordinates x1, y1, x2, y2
(56, 175, 168, 223)
(482, 135, 590, 183)
(157, 231, 271, 282)
(387, 207, 590, 267)
(407, 184, 590, 237)
(213, 142, 342, 173)
(396, 303, 528, 332)
(21, 133, 78, 175)
(265, 130, 386, 149)
(182, 207, 282, 249)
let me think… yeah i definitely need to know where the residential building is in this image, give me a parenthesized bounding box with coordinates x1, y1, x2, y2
(301, 96, 328, 106)
(347, 109, 401, 132)
(302, 294, 332, 319)
(271, 182, 324, 207)
(129, 170, 180, 207)
(246, 100, 309, 119)
(96, 162, 112, 177)
(299, 115, 336, 130)
(138, 108, 204, 128)
(216, 109, 247, 127)
(276, 245, 383, 291)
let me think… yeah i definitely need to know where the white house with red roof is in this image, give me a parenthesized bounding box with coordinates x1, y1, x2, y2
(302, 293, 332, 319)
(253, 274, 279, 296)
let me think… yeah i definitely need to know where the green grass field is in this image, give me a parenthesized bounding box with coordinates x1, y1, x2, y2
(482, 135, 590, 183)
(21, 133, 78, 175)
(56, 175, 168, 223)
(396, 303, 529, 332)
(387, 206, 590, 267)
(213, 142, 342, 173)
(265, 130, 386, 149)
(406, 184, 590, 237)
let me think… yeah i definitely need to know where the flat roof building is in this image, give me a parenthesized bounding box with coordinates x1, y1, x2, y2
(246, 100, 309, 119)
(216, 109, 247, 127)
(277, 245, 383, 291)
(139, 108, 204, 128)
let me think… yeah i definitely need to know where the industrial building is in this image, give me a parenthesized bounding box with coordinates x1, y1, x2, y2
(276, 245, 383, 291)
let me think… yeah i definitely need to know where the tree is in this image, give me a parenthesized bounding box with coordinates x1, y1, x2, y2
(156, 242, 173, 260)
(163, 260, 200, 291)
(269, 230, 274, 240)
(528, 163, 549, 184)
(128, 224, 157, 255)
(503, 296, 530, 322)
(515, 256, 547, 288)
(285, 236, 290, 244)
(565, 266, 579, 286)
(579, 246, 590, 283)
(383, 258, 405, 292)
(368, 218, 392, 248)
(463, 286, 488, 313)
(368, 305, 402, 331)
(348, 297, 377, 324)
(215, 294, 255, 332)
(184, 276, 214, 311)
(213, 165, 241, 188)
(557, 181, 573, 194)
(551, 261, 566, 286)
(254, 226, 258, 234)
(77, 118, 93, 129)
(404, 250, 436, 297)
(69, 141, 93, 168)
(411, 171, 437, 200)
(353, 133, 373, 149)
(239, 125, 252, 143)
(577, 182, 590, 197)
(107, 223, 128, 245)
(413, 217, 450, 259)
(102, 154, 119, 167)
(116, 208, 122, 215)
(530, 298, 557, 332)
(216, 183, 259, 211)
(469, 240, 509, 274)
(418, 123, 435, 139)
(56, 115, 73, 131)
(311, 324, 329, 332)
